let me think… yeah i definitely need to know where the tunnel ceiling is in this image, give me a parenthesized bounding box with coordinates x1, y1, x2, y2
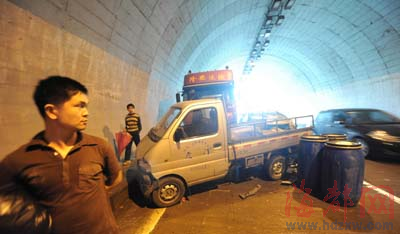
(9, 0, 400, 94)
(156, 0, 400, 93)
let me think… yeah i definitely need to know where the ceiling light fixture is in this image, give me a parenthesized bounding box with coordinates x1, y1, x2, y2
(271, 0, 282, 11)
(264, 30, 271, 38)
(265, 16, 274, 26)
(285, 0, 296, 9)
(276, 15, 285, 25)
(242, 0, 295, 75)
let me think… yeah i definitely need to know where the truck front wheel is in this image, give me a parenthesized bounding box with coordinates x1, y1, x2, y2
(152, 177, 185, 207)
(265, 155, 286, 180)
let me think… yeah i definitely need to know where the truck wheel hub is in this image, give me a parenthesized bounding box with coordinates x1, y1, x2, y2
(273, 162, 283, 175)
(160, 184, 178, 200)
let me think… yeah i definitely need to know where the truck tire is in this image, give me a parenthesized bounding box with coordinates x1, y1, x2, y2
(265, 155, 286, 180)
(152, 176, 185, 207)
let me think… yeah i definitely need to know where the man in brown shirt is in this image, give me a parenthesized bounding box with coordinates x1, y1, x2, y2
(0, 76, 122, 234)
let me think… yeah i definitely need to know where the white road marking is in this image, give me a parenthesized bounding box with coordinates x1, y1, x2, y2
(363, 181, 400, 205)
(134, 208, 166, 234)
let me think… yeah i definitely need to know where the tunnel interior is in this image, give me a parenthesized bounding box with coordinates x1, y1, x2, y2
(1, 0, 400, 157)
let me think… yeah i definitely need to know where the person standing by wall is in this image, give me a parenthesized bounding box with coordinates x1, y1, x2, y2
(124, 103, 142, 165)
(0, 76, 123, 234)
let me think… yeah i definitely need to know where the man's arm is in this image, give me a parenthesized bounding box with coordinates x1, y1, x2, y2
(105, 170, 123, 190)
(124, 115, 128, 131)
(102, 141, 123, 187)
(138, 116, 142, 132)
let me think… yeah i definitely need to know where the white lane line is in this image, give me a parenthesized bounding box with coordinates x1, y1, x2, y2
(134, 208, 166, 234)
(363, 181, 400, 205)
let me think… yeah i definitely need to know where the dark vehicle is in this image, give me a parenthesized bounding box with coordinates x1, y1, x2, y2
(314, 108, 400, 159)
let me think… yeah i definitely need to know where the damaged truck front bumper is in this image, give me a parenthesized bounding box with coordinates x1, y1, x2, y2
(136, 159, 158, 198)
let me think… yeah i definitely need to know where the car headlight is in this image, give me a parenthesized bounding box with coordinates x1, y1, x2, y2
(366, 130, 400, 143)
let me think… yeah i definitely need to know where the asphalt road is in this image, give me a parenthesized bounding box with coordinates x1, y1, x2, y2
(114, 158, 400, 234)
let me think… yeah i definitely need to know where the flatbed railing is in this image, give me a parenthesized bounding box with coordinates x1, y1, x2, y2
(228, 115, 314, 144)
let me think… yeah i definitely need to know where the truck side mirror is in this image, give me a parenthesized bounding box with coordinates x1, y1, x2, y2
(174, 128, 184, 142)
(176, 93, 181, 103)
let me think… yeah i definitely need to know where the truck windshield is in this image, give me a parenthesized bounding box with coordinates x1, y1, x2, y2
(149, 107, 181, 141)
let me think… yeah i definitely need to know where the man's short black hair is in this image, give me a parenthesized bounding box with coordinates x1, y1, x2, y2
(127, 103, 135, 109)
(33, 76, 88, 118)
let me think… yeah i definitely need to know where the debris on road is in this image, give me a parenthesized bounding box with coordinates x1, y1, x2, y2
(280, 180, 294, 185)
(239, 184, 261, 199)
(280, 160, 298, 185)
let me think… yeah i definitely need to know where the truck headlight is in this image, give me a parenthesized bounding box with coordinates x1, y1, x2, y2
(367, 130, 400, 143)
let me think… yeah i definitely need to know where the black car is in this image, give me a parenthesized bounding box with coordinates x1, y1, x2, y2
(314, 108, 400, 159)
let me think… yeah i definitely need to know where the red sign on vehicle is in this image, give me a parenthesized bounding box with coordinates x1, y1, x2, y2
(184, 70, 233, 86)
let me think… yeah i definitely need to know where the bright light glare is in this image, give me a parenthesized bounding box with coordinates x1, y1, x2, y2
(235, 57, 318, 118)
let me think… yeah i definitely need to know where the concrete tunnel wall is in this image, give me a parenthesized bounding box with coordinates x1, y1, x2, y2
(0, 1, 155, 158)
(1, 0, 400, 158)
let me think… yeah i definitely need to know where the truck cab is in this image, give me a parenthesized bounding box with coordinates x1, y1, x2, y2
(135, 99, 230, 207)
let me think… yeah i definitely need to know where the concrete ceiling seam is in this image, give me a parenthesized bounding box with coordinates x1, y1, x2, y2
(292, 5, 372, 82)
(169, 1, 268, 76)
(183, 14, 261, 66)
(159, 0, 267, 69)
(284, 1, 396, 87)
(267, 37, 336, 90)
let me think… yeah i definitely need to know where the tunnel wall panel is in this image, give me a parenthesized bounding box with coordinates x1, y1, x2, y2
(315, 74, 400, 117)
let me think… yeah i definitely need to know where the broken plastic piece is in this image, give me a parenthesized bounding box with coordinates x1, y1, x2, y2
(281, 180, 294, 185)
(239, 184, 261, 199)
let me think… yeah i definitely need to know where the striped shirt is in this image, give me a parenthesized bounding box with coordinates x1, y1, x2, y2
(125, 113, 142, 133)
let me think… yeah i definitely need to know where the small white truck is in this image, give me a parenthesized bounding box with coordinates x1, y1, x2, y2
(134, 99, 313, 207)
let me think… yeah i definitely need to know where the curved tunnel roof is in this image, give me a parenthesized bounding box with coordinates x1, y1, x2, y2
(10, 0, 399, 97)
(155, 0, 400, 94)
